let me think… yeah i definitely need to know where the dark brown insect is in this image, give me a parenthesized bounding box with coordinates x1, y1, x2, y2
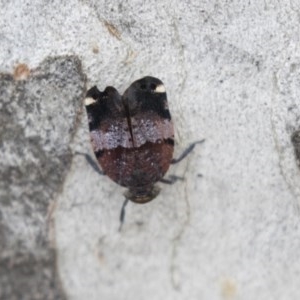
(83, 76, 204, 228)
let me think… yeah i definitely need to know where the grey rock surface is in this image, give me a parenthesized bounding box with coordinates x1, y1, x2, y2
(1, 1, 300, 300)
(0, 56, 86, 299)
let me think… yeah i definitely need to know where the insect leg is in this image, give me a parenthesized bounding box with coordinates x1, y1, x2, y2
(74, 151, 104, 175)
(171, 139, 205, 164)
(160, 175, 185, 184)
(119, 198, 129, 232)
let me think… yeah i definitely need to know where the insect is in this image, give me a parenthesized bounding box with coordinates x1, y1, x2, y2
(82, 76, 204, 229)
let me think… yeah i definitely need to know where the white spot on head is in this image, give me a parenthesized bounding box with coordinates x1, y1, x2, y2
(85, 97, 96, 106)
(154, 84, 166, 93)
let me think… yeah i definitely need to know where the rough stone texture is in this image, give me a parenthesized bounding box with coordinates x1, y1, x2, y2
(0, 56, 86, 299)
(1, 1, 300, 300)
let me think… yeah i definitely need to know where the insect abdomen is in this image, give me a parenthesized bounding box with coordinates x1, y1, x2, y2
(97, 141, 174, 188)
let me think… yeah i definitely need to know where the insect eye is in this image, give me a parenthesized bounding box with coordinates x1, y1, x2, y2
(150, 83, 156, 90)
